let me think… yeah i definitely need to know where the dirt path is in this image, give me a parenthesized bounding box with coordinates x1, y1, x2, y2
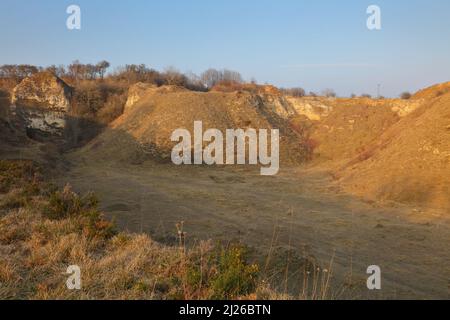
(58, 161, 450, 299)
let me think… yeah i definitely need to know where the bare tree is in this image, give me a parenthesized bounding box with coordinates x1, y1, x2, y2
(281, 87, 306, 97)
(322, 88, 337, 98)
(200, 68, 242, 89)
(185, 72, 207, 91)
(201, 68, 222, 88)
(163, 67, 188, 86)
(68, 60, 83, 82)
(222, 69, 243, 83)
(0, 64, 39, 80)
(96, 60, 110, 79)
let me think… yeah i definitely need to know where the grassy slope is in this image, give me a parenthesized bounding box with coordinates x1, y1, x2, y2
(0, 160, 271, 300)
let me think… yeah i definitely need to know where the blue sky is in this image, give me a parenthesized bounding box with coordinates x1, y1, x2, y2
(1, 0, 450, 97)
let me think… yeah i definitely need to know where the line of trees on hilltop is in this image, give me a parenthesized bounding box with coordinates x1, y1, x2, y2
(111, 65, 244, 90)
(200, 68, 243, 89)
(0, 62, 248, 92)
(0, 64, 40, 80)
(0, 61, 111, 82)
(280, 87, 306, 97)
(44, 60, 111, 81)
(0, 62, 418, 100)
(64, 60, 111, 80)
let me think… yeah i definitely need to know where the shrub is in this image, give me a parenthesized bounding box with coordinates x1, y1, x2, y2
(43, 185, 115, 239)
(211, 80, 247, 93)
(208, 245, 259, 299)
(0, 160, 42, 194)
(400, 92, 412, 100)
(71, 81, 127, 121)
(44, 185, 98, 220)
(72, 82, 106, 116)
(0, 161, 43, 212)
(97, 92, 127, 123)
(183, 243, 259, 300)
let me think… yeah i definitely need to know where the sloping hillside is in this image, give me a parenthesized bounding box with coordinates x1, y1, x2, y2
(76, 86, 309, 166)
(413, 81, 450, 100)
(337, 93, 450, 208)
(295, 97, 424, 168)
(308, 99, 401, 167)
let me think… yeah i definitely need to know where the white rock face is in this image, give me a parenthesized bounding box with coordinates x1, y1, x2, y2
(254, 94, 297, 119)
(286, 97, 333, 121)
(23, 109, 67, 136)
(390, 99, 424, 117)
(12, 73, 72, 111)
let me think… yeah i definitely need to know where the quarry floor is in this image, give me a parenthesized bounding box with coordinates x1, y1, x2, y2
(59, 160, 450, 299)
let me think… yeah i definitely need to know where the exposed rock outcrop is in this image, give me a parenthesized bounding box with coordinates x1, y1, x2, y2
(10, 72, 73, 139)
(286, 97, 333, 121)
(12, 72, 72, 111)
(124, 82, 157, 112)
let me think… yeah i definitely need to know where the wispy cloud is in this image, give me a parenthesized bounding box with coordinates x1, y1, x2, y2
(281, 63, 377, 69)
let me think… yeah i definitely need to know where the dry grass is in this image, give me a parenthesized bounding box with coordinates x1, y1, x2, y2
(0, 160, 267, 300)
(0, 160, 336, 300)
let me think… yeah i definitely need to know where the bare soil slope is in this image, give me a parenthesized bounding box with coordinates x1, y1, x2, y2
(413, 81, 450, 100)
(308, 98, 401, 168)
(337, 93, 450, 208)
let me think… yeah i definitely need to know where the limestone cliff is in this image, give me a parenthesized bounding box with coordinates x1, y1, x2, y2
(12, 72, 72, 111)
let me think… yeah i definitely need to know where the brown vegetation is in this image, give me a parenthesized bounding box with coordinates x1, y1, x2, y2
(0, 160, 265, 300)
